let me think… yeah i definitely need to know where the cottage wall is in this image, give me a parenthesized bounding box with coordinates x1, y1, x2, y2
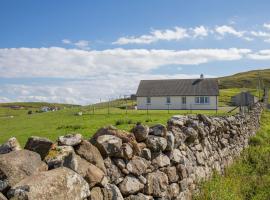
(137, 96, 218, 110)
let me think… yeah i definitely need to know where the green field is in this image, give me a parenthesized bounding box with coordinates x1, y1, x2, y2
(194, 110, 270, 200)
(0, 87, 267, 146)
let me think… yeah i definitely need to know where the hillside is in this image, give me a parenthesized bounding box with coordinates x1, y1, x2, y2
(219, 68, 270, 89)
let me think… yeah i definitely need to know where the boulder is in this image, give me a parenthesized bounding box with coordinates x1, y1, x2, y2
(167, 149, 183, 164)
(24, 136, 53, 160)
(151, 153, 170, 168)
(146, 135, 167, 152)
(149, 124, 167, 137)
(161, 166, 179, 183)
(141, 148, 151, 160)
(74, 140, 106, 173)
(104, 158, 123, 184)
(7, 167, 90, 200)
(44, 146, 77, 170)
(119, 175, 144, 196)
(131, 124, 149, 142)
(75, 155, 108, 188)
(0, 137, 21, 154)
(102, 184, 124, 200)
(0, 150, 47, 190)
(95, 135, 122, 157)
(90, 187, 103, 200)
(165, 131, 174, 151)
(168, 183, 180, 199)
(145, 171, 169, 197)
(183, 127, 198, 144)
(58, 133, 82, 146)
(121, 143, 133, 160)
(126, 156, 149, 176)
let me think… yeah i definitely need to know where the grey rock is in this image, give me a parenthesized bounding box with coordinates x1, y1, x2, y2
(145, 171, 169, 197)
(126, 156, 149, 175)
(125, 193, 153, 200)
(161, 166, 179, 183)
(0, 137, 21, 154)
(166, 131, 175, 151)
(103, 184, 124, 200)
(0, 150, 47, 189)
(141, 148, 151, 160)
(96, 135, 122, 156)
(0, 193, 7, 200)
(119, 175, 144, 196)
(152, 153, 170, 168)
(168, 183, 180, 199)
(146, 135, 167, 152)
(167, 148, 183, 163)
(24, 136, 53, 160)
(149, 124, 167, 137)
(121, 143, 133, 160)
(132, 124, 149, 142)
(90, 187, 103, 200)
(74, 140, 106, 173)
(7, 167, 90, 200)
(104, 157, 123, 184)
(58, 133, 82, 146)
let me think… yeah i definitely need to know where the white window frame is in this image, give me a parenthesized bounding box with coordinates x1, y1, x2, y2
(166, 96, 171, 104)
(195, 96, 210, 104)
(146, 96, 151, 104)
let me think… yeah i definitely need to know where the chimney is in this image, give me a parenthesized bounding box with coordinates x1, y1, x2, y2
(200, 74, 204, 79)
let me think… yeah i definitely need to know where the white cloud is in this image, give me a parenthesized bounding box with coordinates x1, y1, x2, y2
(248, 50, 270, 60)
(113, 27, 189, 45)
(192, 26, 208, 38)
(62, 39, 90, 50)
(263, 23, 270, 30)
(215, 25, 245, 37)
(62, 39, 71, 44)
(0, 47, 251, 78)
(0, 73, 214, 105)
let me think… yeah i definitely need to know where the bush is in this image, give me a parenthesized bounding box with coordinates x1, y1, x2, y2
(27, 110, 33, 115)
(115, 119, 125, 126)
(57, 124, 84, 130)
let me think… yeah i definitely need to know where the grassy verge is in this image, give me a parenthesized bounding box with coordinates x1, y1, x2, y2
(194, 110, 270, 200)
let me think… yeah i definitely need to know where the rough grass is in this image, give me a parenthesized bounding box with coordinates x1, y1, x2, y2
(194, 110, 270, 200)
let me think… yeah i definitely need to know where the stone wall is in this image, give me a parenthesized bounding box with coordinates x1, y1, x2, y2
(0, 103, 264, 200)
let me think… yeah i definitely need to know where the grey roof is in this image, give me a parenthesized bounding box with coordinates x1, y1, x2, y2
(136, 78, 219, 97)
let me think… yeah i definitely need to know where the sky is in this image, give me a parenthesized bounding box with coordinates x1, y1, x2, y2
(1, 0, 270, 105)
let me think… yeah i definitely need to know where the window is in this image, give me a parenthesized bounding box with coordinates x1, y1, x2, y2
(195, 96, 209, 104)
(182, 96, 186, 104)
(166, 96, 171, 104)
(146, 97, 151, 104)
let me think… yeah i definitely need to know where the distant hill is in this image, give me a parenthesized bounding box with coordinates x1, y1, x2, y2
(219, 69, 270, 89)
(0, 102, 80, 109)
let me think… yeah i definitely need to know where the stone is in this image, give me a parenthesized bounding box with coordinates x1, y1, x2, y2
(125, 193, 153, 200)
(0, 137, 21, 154)
(126, 156, 149, 175)
(75, 155, 108, 188)
(90, 187, 103, 200)
(44, 145, 77, 170)
(102, 184, 124, 200)
(198, 114, 212, 126)
(149, 124, 167, 137)
(141, 148, 151, 160)
(119, 175, 144, 196)
(74, 140, 106, 173)
(104, 157, 123, 184)
(132, 124, 149, 142)
(145, 171, 169, 197)
(177, 164, 188, 179)
(113, 158, 126, 170)
(161, 166, 179, 183)
(121, 143, 133, 160)
(195, 152, 204, 165)
(167, 149, 183, 163)
(183, 127, 198, 144)
(138, 175, 147, 184)
(0, 150, 47, 190)
(152, 153, 170, 168)
(168, 183, 180, 199)
(146, 135, 167, 152)
(7, 167, 90, 200)
(0, 193, 7, 200)
(58, 133, 82, 146)
(166, 131, 175, 151)
(24, 136, 53, 160)
(96, 135, 122, 156)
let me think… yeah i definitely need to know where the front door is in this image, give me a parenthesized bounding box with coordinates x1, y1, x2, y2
(181, 96, 187, 109)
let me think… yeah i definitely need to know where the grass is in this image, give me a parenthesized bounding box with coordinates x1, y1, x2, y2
(194, 110, 270, 200)
(0, 105, 229, 146)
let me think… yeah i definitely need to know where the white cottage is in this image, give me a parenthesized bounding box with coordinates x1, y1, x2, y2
(136, 75, 219, 110)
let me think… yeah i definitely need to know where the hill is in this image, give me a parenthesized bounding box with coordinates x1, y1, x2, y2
(219, 68, 270, 89)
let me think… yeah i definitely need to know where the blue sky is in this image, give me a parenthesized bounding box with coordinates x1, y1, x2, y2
(0, 0, 270, 104)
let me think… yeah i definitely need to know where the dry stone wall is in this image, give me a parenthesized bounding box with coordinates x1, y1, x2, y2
(0, 103, 264, 200)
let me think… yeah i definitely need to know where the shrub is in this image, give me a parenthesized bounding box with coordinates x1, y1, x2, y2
(27, 110, 32, 115)
(115, 119, 125, 126)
